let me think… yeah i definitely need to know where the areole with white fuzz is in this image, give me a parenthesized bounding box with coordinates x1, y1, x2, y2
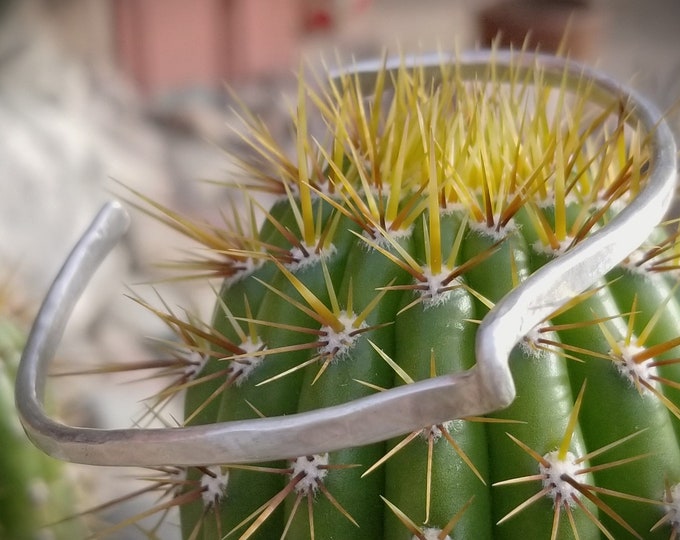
(539, 450, 583, 508)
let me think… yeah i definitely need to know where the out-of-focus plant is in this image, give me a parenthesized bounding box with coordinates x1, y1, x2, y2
(0, 282, 82, 540)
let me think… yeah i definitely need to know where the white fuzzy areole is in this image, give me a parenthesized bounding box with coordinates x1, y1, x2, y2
(614, 339, 658, 394)
(518, 325, 547, 359)
(361, 224, 414, 250)
(420, 420, 455, 442)
(184, 351, 208, 380)
(200, 466, 229, 507)
(468, 216, 517, 241)
(531, 236, 576, 257)
(417, 268, 464, 310)
(618, 247, 654, 276)
(420, 528, 452, 540)
(539, 450, 582, 508)
(229, 337, 266, 386)
(224, 256, 265, 288)
(290, 453, 329, 496)
(318, 311, 366, 361)
(286, 243, 337, 273)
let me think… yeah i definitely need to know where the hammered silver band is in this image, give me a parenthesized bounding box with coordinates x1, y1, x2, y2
(15, 50, 677, 467)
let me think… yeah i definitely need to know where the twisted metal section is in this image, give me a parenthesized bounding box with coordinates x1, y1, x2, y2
(15, 50, 677, 467)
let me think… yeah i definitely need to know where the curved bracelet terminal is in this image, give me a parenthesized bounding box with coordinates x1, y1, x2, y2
(16, 50, 678, 467)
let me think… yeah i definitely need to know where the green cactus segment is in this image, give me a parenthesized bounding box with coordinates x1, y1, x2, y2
(461, 228, 599, 539)
(283, 235, 417, 539)
(165, 56, 680, 539)
(607, 263, 680, 438)
(387, 281, 491, 539)
(549, 283, 680, 539)
(0, 319, 82, 540)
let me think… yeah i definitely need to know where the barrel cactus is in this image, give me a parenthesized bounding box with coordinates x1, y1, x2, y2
(21, 51, 680, 539)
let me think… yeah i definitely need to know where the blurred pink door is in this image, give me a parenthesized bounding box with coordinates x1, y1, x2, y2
(114, 0, 300, 96)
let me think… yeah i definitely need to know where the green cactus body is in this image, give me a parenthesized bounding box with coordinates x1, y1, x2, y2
(0, 318, 82, 540)
(116, 55, 680, 539)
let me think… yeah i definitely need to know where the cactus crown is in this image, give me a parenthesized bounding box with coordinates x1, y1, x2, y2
(60, 51, 680, 540)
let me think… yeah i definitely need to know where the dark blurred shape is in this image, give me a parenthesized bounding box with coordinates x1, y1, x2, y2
(478, 0, 604, 60)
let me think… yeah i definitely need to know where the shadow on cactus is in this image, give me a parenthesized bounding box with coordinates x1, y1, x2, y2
(23, 50, 680, 539)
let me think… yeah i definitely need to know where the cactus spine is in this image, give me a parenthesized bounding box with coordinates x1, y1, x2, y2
(85, 54, 680, 539)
